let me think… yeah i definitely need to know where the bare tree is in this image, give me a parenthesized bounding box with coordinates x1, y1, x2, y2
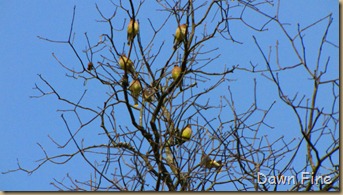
(4, 0, 338, 191)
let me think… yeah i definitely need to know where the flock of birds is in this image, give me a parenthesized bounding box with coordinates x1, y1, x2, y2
(87, 18, 223, 172)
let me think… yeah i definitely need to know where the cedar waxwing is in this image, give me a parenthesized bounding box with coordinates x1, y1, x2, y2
(127, 19, 139, 46)
(181, 124, 192, 141)
(175, 124, 192, 145)
(173, 24, 187, 50)
(129, 79, 142, 107)
(172, 65, 183, 90)
(87, 62, 93, 71)
(143, 87, 156, 102)
(119, 54, 135, 75)
(200, 152, 223, 172)
(172, 65, 181, 81)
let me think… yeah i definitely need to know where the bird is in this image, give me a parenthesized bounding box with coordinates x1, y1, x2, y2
(172, 65, 181, 81)
(181, 124, 192, 141)
(172, 65, 183, 90)
(175, 124, 192, 146)
(127, 18, 139, 46)
(173, 24, 187, 50)
(200, 152, 223, 172)
(129, 79, 142, 107)
(143, 87, 156, 102)
(87, 62, 93, 71)
(119, 54, 135, 75)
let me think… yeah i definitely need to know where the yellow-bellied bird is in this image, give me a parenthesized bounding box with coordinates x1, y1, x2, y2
(176, 124, 192, 145)
(200, 152, 223, 172)
(129, 79, 142, 107)
(181, 124, 192, 141)
(172, 65, 183, 90)
(127, 19, 139, 46)
(119, 54, 135, 75)
(172, 65, 181, 81)
(173, 24, 187, 50)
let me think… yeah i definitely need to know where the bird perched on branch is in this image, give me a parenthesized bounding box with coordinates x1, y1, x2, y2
(127, 18, 139, 46)
(143, 87, 156, 102)
(172, 65, 181, 81)
(119, 54, 135, 75)
(200, 152, 223, 172)
(175, 124, 192, 146)
(173, 24, 187, 50)
(129, 79, 142, 107)
(172, 65, 183, 90)
(87, 62, 94, 71)
(181, 124, 192, 141)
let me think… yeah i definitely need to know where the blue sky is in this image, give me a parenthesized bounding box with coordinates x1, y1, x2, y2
(0, 1, 339, 191)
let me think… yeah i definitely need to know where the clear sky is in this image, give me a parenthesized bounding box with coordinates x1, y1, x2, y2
(0, 0, 339, 191)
